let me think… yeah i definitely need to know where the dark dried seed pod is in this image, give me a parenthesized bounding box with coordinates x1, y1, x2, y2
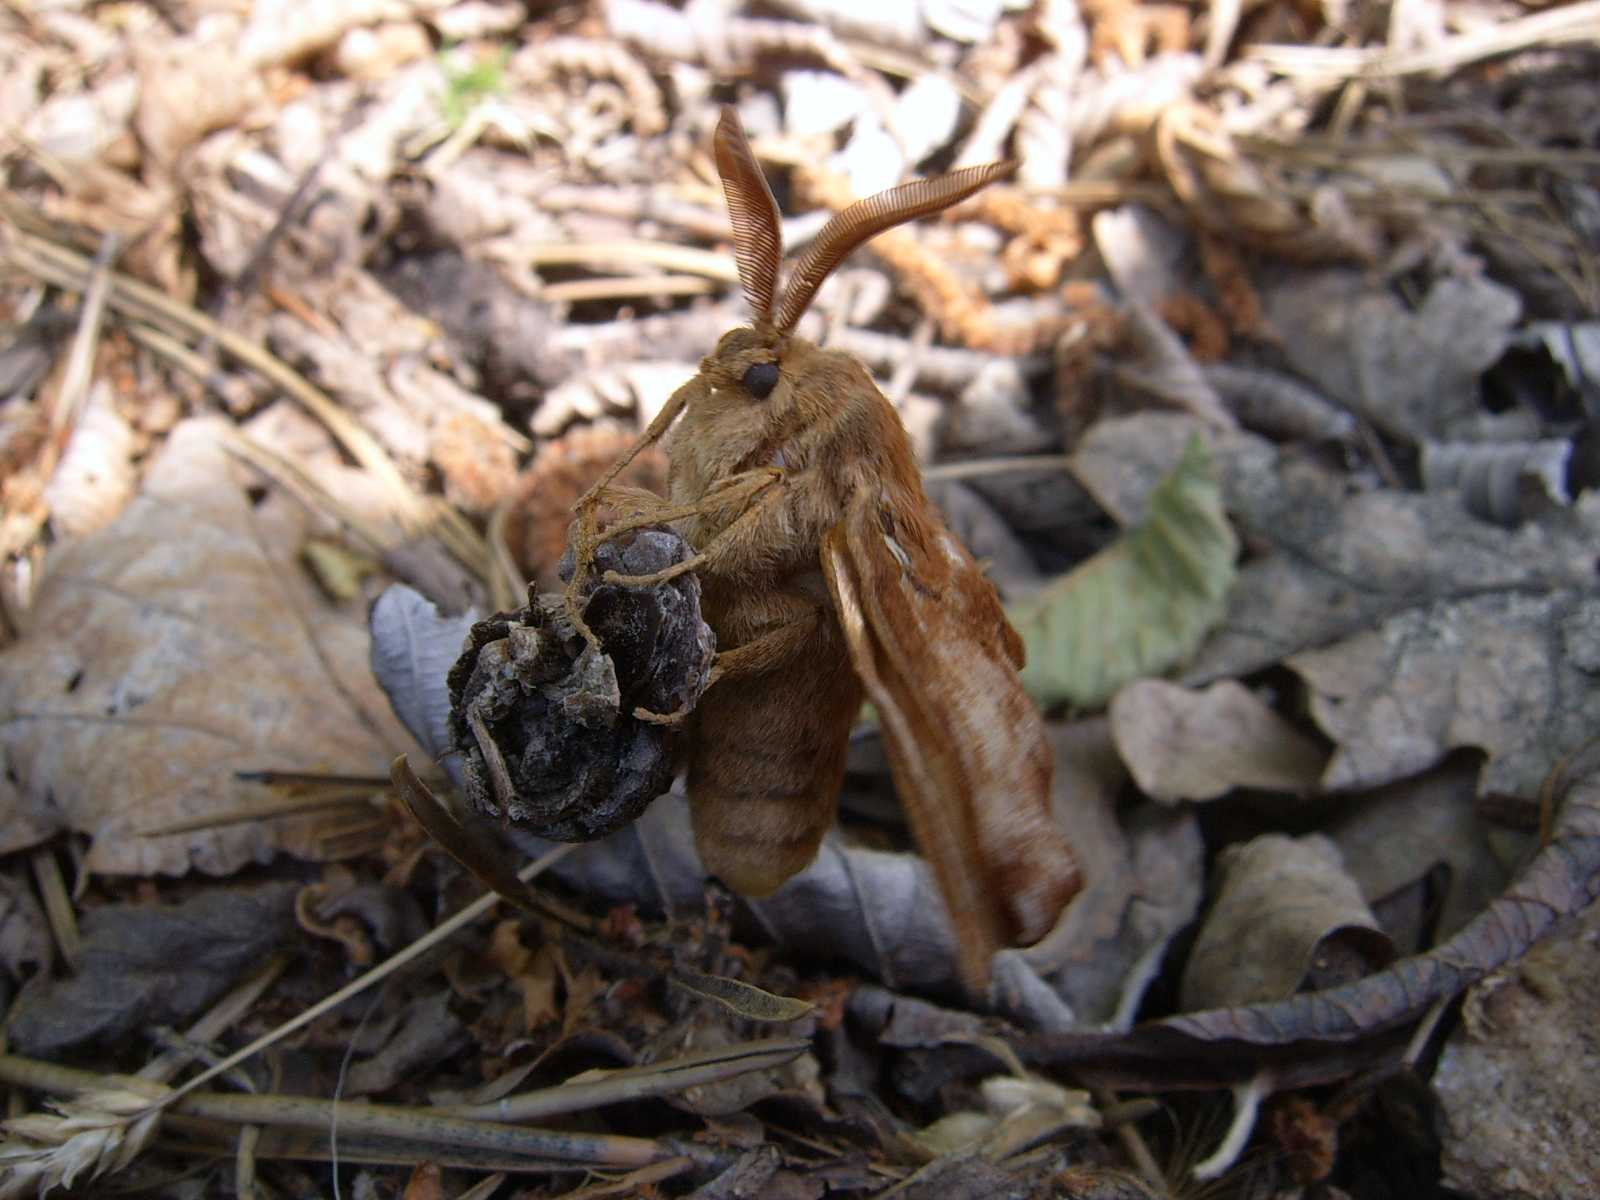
(447, 528, 714, 841)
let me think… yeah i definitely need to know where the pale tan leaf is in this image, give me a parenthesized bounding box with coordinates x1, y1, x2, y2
(41, 381, 135, 537)
(1109, 679, 1328, 802)
(0, 418, 412, 875)
(1180, 834, 1394, 1012)
(135, 25, 263, 168)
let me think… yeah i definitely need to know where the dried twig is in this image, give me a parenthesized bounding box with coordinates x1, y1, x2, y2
(26, 847, 79, 968)
(1247, 2, 1600, 79)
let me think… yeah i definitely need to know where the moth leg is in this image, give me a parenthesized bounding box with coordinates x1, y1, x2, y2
(631, 700, 694, 727)
(582, 490, 712, 539)
(601, 474, 785, 588)
(574, 386, 689, 510)
(707, 607, 827, 686)
(581, 468, 783, 551)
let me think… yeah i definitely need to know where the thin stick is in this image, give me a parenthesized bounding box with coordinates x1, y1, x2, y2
(539, 275, 718, 303)
(440, 1038, 809, 1123)
(921, 455, 1073, 482)
(140, 954, 293, 1086)
(49, 231, 118, 441)
(521, 240, 738, 282)
(27, 847, 80, 967)
(0, 1055, 694, 1170)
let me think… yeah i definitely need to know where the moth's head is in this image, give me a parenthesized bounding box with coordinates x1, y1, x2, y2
(712, 105, 1015, 347)
(677, 109, 1014, 472)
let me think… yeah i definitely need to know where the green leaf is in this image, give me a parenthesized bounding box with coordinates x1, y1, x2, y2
(1011, 437, 1237, 710)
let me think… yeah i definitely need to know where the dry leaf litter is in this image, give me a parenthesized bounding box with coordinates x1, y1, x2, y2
(0, 0, 1598, 1197)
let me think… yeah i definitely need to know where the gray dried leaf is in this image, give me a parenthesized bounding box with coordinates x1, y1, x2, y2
(1265, 268, 1522, 442)
(1291, 588, 1600, 799)
(943, 361, 1053, 454)
(377, 251, 572, 399)
(1071, 414, 1598, 683)
(1517, 320, 1600, 394)
(370, 586, 478, 759)
(1015, 721, 1203, 1031)
(1110, 303, 1236, 429)
(1011, 775, 1600, 1092)
(1109, 679, 1328, 803)
(1202, 362, 1357, 443)
(345, 990, 471, 1096)
(7, 883, 298, 1055)
(0, 418, 412, 874)
(1180, 834, 1393, 1012)
(1092, 206, 1190, 306)
(1421, 438, 1571, 527)
(0, 869, 51, 981)
(1077, 412, 1600, 803)
(1325, 760, 1514, 945)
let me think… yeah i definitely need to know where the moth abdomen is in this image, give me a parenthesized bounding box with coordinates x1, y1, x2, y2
(686, 636, 860, 896)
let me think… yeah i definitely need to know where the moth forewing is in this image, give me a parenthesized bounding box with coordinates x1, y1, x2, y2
(823, 494, 1079, 993)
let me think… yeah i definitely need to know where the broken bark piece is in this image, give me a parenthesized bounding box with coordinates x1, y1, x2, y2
(447, 528, 714, 842)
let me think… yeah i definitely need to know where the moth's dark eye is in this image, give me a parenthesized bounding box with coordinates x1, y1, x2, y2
(742, 361, 779, 400)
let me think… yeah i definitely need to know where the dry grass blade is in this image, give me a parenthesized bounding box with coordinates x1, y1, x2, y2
(715, 106, 784, 325)
(27, 847, 79, 967)
(0, 221, 433, 534)
(0, 1057, 709, 1174)
(0, 956, 289, 1196)
(48, 232, 118, 442)
(0, 1089, 161, 1199)
(1246, 1, 1600, 78)
(667, 970, 815, 1022)
(440, 1039, 809, 1123)
(776, 160, 1017, 333)
(520, 241, 739, 282)
(0, 1040, 801, 1174)
(538, 275, 719, 303)
(163, 840, 576, 1108)
(0, 845, 582, 1193)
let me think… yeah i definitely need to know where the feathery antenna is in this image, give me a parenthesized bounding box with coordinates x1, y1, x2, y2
(714, 107, 783, 327)
(713, 107, 1015, 337)
(774, 161, 1015, 333)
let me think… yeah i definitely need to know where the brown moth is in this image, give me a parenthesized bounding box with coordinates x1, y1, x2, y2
(568, 107, 1080, 993)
